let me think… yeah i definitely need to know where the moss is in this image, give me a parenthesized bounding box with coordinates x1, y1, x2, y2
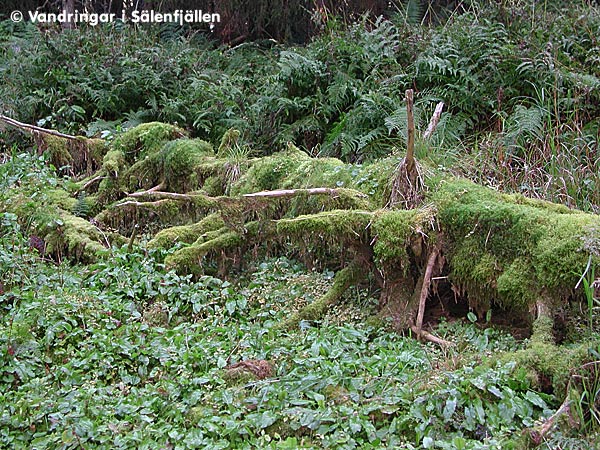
(113, 122, 185, 161)
(276, 210, 372, 239)
(162, 139, 214, 191)
(371, 208, 436, 263)
(46, 189, 77, 211)
(496, 258, 536, 308)
(148, 213, 225, 249)
(43, 135, 73, 169)
(102, 149, 127, 176)
(165, 230, 242, 274)
(274, 263, 364, 331)
(231, 145, 311, 195)
(42, 209, 108, 262)
(430, 177, 600, 310)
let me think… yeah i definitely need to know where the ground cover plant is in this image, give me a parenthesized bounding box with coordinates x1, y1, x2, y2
(1, 0, 600, 448)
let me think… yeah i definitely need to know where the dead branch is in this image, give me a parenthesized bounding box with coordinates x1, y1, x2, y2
(423, 102, 444, 140)
(405, 89, 416, 174)
(114, 199, 175, 209)
(528, 397, 577, 446)
(415, 246, 440, 339)
(243, 187, 367, 199)
(0, 113, 78, 140)
(128, 189, 192, 201)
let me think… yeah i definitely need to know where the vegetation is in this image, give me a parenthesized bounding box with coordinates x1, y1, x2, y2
(1, 0, 600, 448)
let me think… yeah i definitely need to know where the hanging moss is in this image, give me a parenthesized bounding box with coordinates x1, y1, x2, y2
(165, 229, 242, 275)
(42, 135, 73, 170)
(147, 213, 225, 249)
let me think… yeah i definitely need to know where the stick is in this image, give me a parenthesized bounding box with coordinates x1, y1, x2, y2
(128, 190, 191, 200)
(423, 102, 444, 140)
(243, 187, 367, 199)
(415, 246, 440, 338)
(405, 89, 415, 173)
(0, 114, 78, 140)
(528, 397, 576, 445)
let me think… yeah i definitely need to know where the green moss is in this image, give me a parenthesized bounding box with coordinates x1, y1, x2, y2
(46, 189, 77, 211)
(276, 210, 372, 239)
(231, 145, 311, 194)
(163, 139, 214, 191)
(113, 122, 185, 161)
(430, 177, 600, 309)
(371, 208, 436, 263)
(102, 149, 127, 176)
(165, 230, 242, 274)
(42, 209, 108, 262)
(43, 135, 72, 169)
(148, 213, 225, 249)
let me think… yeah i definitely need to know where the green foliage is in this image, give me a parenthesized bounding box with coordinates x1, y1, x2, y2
(0, 250, 558, 449)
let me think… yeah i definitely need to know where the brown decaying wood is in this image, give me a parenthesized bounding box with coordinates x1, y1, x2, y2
(409, 324, 455, 347)
(528, 397, 576, 445)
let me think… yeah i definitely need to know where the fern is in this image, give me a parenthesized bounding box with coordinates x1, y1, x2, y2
(73, 192, 91, 219)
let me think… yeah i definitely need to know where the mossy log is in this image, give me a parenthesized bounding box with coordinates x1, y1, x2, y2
(9, 122, 599, 340)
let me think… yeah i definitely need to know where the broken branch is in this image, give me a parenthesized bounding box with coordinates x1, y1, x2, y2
(0, 113, 79, 140)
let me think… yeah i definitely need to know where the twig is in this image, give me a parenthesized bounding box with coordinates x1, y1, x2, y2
(423, 102, 444, 140)
(78, 175, 106, 192)
(0, 113, 78, 140)
(128, 190, 191, 200)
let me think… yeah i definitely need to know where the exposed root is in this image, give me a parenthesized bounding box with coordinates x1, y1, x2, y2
(409, 324, 455, 347)
(274, 263, 364, 331)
